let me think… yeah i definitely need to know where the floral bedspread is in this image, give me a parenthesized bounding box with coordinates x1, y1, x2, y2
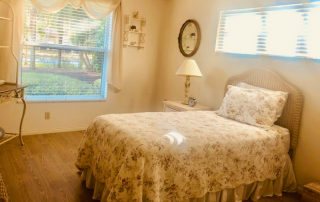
(76, 111, 287, 202)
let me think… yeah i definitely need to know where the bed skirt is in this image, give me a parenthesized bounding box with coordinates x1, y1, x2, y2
(80, 154, 297, 202)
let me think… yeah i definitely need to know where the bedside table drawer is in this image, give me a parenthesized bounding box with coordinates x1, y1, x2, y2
(164, 106, 180, 112)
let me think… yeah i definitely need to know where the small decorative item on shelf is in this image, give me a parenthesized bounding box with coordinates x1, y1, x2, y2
(0, 127, 5, 140)
(188, 96, 197, 107)
(130, 25, 136, 31)
(123, 14, 146, 49)
(133, 11, 139, 19)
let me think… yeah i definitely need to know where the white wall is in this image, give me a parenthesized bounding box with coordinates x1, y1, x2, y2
(0, 0, 169, 134)
(155, 0, 320, 191)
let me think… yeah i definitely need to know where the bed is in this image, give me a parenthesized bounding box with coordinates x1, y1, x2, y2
(76, 68, 303, 202)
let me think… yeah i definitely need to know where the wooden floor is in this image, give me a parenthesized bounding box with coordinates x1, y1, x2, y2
(0, 131, 98, 202)
(0, 131, 301, 202)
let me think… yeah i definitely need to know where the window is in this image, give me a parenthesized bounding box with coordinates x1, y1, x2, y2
(215, 2, 320, 59)
(21, 1, 112, 101)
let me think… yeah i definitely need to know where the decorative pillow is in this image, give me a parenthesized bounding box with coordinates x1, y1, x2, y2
(236, 82, 289, 118)
(218, 85, 289, 129)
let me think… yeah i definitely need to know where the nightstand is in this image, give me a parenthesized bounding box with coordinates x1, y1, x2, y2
(163, 101, 213, 112)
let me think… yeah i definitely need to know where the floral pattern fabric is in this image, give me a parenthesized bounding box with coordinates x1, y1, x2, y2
(236, 82, 289, 118)
(76, 111, 287, 202)
(218, 85, 289, 129)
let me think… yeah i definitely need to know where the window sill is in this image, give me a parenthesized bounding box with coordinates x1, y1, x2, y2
(17, 99, 106, 104)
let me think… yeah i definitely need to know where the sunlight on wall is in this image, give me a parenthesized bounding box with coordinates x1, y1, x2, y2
(216, 2, 320, 59)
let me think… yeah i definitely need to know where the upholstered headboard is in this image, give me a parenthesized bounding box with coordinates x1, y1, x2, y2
(224, 68, 303, 152)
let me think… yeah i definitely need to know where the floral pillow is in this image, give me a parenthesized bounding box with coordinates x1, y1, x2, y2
(218, 85, 289, 129)
(236, 82, 289, 118)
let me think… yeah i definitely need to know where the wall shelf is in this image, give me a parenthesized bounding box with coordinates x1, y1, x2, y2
(129, 31, 145, 34)
(185, 37, 197, 40)
(127, 44, 144, 48)
(131, 18, 144, 22)
(123, 14, 147, 50)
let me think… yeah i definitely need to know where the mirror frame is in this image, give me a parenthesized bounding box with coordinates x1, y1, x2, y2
(178, 19, 201, 57)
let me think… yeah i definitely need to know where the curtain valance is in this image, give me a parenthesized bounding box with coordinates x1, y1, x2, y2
(29, 0, 121, 19)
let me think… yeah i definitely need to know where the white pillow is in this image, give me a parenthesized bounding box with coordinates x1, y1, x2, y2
(236, 82, 289, 118)
(237, 82, 270, 91)
(218, 85, 289, 129)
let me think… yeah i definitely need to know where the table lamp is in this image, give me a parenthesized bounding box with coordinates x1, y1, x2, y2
(176, 59, 202, 105)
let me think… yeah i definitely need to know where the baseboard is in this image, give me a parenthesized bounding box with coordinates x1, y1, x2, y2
(21, 126, 87, 136)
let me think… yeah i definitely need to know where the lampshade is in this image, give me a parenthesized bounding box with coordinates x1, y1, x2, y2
(175, 59, 202, 77)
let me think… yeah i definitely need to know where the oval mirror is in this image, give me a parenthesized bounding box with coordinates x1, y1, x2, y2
(178, 20, 201, 57)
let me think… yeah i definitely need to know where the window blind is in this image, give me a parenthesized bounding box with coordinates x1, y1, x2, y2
(215, 2, 320, 59)
(21, 0, 113, 101)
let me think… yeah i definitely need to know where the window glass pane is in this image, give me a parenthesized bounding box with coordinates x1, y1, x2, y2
(21, 47, 104, 98)
(21, 0, 112, 101)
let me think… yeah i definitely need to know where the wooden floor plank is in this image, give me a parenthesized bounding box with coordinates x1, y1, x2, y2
(0, 131, 301, 202)
(13, 174, 36, 202)
(5, 146, 27, 175)
(23, 158, 54, 200)
(74, 131, 86, 141)
(42, 143, 73, 173)
(54, 133, 80, 157)
(24, 135, 46, 154)
(32, 152, 69, 190)
(0, 144, 23, 202)
(44, 135, 75, 163)
(33, 134, 51, 145)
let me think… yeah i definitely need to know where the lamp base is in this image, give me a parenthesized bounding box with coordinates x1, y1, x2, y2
(182, 76, 190, 105)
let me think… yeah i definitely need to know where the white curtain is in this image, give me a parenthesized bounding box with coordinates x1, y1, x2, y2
(29, 0, 121, 19)
(107, 4, 122, 92)
(0, 0, 25, 84)
(0, 0, 123, 91)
